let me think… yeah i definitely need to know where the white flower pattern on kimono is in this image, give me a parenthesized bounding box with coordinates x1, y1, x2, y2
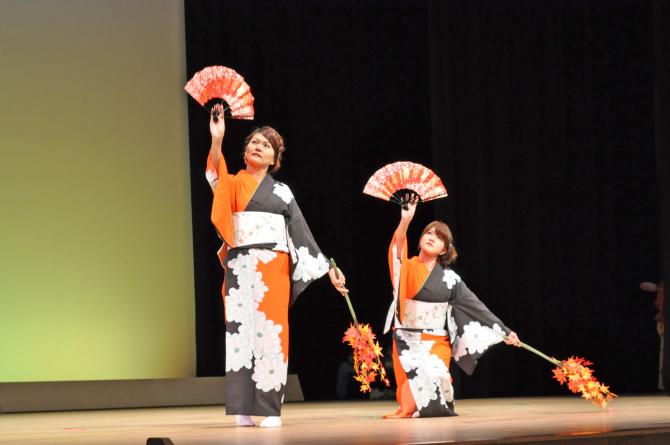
(238, 271, 268, 303)
(225, 287, 257, 323)
(409, 367, 439, 409)
(398, 329, 456, 410)
(225, 248, 284, 380)
(252, 312, 283, 359)
(273, 182, 294, 204)
(292, 246, 330, 282)
(437, 374, 455, 405)
(225, 332, 252, 372)
(236, 321, 253, 349)
(419, 354, 450, 379)
(252, 353, 289, 392)
(249, 248, 277, 264)
(442, 269, 461, 289)
(459, 321, 505, 355)
(230, 252, 270, 304)
(399, 340, 434, 371)
(228, 254, 254, 279)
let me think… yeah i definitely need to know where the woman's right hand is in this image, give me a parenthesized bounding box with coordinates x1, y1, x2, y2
(393, 192, 417, 259)
(400, 192, 418, 221)
(328, 267, 348, 297)
(209, 103, 226, 140)
(504, 331, 521, 347)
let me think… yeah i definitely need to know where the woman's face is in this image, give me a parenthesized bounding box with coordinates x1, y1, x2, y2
(244, 132, 275, 170)
(419, 226, 446, 258)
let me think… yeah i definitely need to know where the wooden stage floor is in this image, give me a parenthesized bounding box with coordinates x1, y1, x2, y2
(2, 395, 669, 445)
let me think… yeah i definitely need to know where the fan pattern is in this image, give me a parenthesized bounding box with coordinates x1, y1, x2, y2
(184, 65, 254, 120)
(363, 161, 448, 203)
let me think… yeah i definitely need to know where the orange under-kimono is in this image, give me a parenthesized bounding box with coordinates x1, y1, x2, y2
(206, 153, 329, 417)
(385, 234, 512, 417)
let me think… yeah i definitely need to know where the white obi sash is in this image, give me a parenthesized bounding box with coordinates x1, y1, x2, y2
(232, 211, 288, 252)
(402, 299, 448, 332)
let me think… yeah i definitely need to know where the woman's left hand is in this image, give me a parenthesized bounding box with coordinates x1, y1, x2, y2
(328, 267, 348, 297)
(504, 331, 521, 347)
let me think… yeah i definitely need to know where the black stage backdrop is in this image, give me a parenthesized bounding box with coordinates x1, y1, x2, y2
(653, 0, 670, 391)
(185, 0, 663, 400)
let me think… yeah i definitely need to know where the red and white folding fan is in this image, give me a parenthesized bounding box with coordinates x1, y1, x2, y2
(363, 161, 448, 207)
(184, 65, 255, 120)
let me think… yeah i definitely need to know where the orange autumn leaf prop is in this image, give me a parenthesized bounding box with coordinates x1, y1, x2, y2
(330, 258, 390, 393)
(515, 341, 617, 408)
(343, 323, 390, 393)
(551, 356, 616, 408)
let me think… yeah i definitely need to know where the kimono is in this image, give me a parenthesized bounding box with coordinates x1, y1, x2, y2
(385, 235, 511, 417)
(206, 153, 330, 416)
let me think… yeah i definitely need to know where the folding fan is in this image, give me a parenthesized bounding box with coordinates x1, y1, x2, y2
(184, 65, 255, 120)
(363, 161, 448, 208)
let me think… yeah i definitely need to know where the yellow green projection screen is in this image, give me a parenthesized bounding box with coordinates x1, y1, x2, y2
(0, 0, 195, 382)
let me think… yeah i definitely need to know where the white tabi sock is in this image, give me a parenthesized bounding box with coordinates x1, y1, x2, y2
(235, 415, 255, 427)
(259, 416, 282, 428)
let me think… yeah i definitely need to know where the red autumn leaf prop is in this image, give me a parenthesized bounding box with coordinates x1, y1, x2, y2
(343, 323, 390, 393)
(517, 342, 617, 408)
(551, 356, 616, 408)
(331, 259, 390, 393)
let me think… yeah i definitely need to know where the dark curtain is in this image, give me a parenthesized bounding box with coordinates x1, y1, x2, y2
(429, 0, 660, 396)
(653, 0, 670, 392)
(185, 0, 662, 399)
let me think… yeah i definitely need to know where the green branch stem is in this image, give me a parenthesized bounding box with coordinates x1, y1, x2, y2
(343, 294, 358, 326)
(508, 338, 561, 366)
(330, 258, 358, 326)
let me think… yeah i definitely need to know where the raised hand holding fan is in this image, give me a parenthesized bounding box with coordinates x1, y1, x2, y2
(184, 65, 255, 120)
(363, 161, 448, 209)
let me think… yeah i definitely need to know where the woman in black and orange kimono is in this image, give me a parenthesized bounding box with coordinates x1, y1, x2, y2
(384, 196, 521, 418)
(206, 105, 347, 428)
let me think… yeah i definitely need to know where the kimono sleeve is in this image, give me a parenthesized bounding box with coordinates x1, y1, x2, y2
(447, 273, 511, 375)
(388, 233, 408, 295)
(383, 233, 408, 333)
(207, 152, 237, 248)
(205, 153, 220, 192)
(286, 195, 330, 305)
